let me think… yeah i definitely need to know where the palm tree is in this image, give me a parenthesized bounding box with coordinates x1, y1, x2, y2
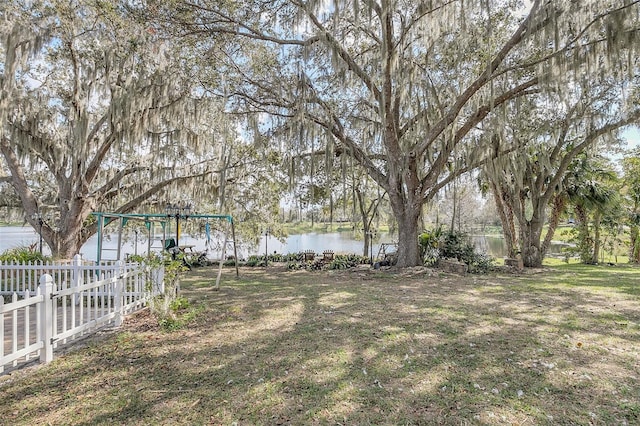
(621, 151, 640, 263)
(563, 154, 619, 264)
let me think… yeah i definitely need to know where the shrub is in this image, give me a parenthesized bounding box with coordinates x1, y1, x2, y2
(133, 253, 189, 330)
(326, 257, 353, 270)
(127, 254, 147, 264)
(285, 253, 370, 271)
(223, 259, 238, 267)
(342, 254, 371, 265)
(287, 261, 305, 270)
(438, 230, 494, 273)
(267, 252, 291, 262)
(245, 255, 263, 267)
(0, 246, 51, 263)
(287, 252, 305, 262)
(170, 296, 190, 312)
(326, 254, 370, 270)
(419, 227, 443, 265)
(420, 229, 494, 273)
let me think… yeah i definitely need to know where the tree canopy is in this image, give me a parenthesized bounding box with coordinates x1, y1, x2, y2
(0, 1, 245, 257)
(2, 0, 640, 264)
(150, 0, 640, 266)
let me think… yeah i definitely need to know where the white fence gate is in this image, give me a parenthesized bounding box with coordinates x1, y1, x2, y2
(1, 255, 164, 373)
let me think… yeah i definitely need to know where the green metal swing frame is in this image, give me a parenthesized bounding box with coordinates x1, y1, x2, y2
(91, 212, 239, 282)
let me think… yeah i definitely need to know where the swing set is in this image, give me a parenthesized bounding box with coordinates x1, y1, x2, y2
(92, 212, 239, 286)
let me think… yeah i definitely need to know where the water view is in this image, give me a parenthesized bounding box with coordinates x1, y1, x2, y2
(0, 226, 391, 261)
(1, 225, 571, 262)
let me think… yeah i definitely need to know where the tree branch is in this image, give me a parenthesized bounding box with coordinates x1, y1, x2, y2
(414, 0, 541, 158)
(294, 0, 382, 102)
(420, 77, 539, 189)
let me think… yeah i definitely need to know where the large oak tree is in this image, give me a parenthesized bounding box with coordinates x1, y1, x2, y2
(157, 0, 640, 266)
(0, 1, 235, 258)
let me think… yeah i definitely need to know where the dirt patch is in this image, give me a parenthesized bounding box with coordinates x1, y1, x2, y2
(120, 308, 159, 333)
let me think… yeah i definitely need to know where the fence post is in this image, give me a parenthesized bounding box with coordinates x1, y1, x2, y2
(114, 270, 123, 327)
(117, 260, 126, 323)
(39, 274, 54, 364)
(116, 260, 125, 281)
(72, 254, 83, 306)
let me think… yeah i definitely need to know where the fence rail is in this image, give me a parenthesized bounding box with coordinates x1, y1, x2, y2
(1, 255, 163, 373)
(0, 257, 142, 296)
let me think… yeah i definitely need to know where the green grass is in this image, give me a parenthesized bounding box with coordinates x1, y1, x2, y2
(1, 264, 639, 425)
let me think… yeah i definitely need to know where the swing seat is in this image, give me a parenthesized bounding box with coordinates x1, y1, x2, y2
(164, 238, 183, 262)
(164, 238, 177, 251)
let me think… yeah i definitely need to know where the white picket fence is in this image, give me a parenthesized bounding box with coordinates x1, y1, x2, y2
(1, 255, 164, 373)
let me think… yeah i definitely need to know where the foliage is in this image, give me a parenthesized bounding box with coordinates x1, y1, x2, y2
(286, 253, 369, 271)
(421, 229, 494, 273)
(269, 252, 303, 263)
(286, 261, 305, 271)
(326, 254, 370, 270)
(419, 227, 443, 265)
(242, 253, 302, 267)
(127, 254, 152, 265)
(621, 151, 640, 263)
(439, 231, 474, 260)
(0, 246, 51, 263)
(245, 255, 264, 267)
(159, 296, 194, 331)
(170, 296, 190, 312)
(558, 227, 579, 263)
(131, 253, 189, 330)
(223, 258, 238, 267)
(564, 154, 622, 264)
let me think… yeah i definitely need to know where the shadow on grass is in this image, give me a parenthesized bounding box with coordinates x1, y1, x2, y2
(1, 264, 639, 425)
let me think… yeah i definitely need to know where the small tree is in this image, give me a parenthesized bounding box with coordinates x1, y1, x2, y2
(564, 155, 620, 264)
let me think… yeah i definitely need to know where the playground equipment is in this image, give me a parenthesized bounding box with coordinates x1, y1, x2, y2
(92, 212, 239, 286)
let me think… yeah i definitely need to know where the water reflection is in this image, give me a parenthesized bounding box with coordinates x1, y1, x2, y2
(472, 235, 570, 258)
(472, 235, 507, 258)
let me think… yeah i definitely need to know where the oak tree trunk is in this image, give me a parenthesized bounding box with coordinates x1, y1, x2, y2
(389, 192, 422, 267)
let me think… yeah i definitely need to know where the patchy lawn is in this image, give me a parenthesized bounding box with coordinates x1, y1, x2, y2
(1, 264, 639, 425)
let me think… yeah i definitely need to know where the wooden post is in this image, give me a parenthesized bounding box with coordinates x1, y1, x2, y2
(96, 214, 104, 264)
(231, 219, 239, 278)
(215, 230, 228, 291)
(116, 217, 124, 261)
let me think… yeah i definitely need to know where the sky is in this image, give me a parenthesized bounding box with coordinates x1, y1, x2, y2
(623, 126, 640, 149)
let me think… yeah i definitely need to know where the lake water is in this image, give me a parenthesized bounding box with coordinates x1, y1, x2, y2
(0, 225, 568, 261)
(0, 226, 391, 260)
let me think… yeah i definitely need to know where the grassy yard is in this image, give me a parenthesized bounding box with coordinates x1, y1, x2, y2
(1, 264, 639, 425)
